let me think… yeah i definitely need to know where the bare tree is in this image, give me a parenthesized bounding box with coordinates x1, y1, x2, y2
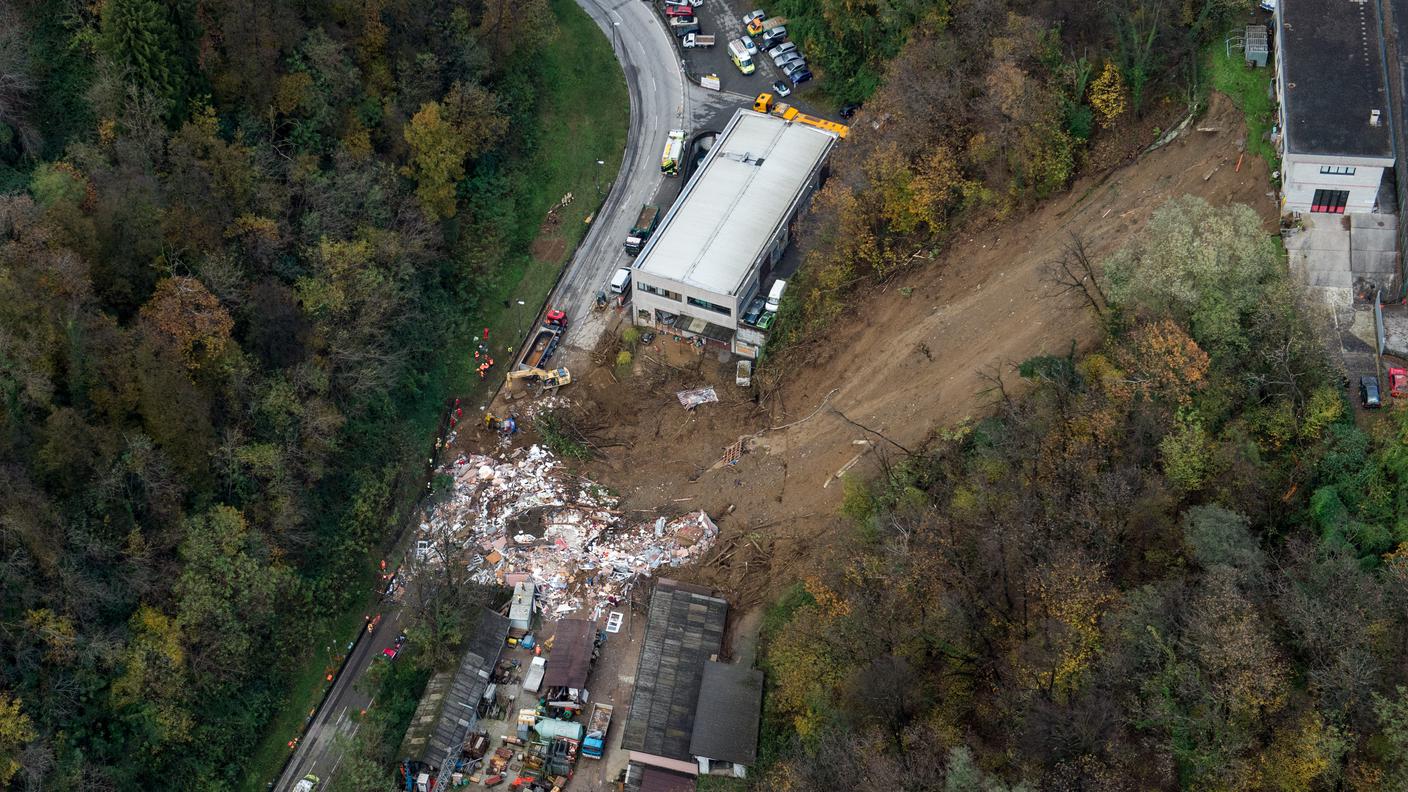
(0, 6, 37, 156)
(1043, 232, 1107, 315)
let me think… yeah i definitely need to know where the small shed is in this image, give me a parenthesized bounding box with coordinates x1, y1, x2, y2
(543, 619, 596, 693)
(509, 581, 536, 630)
(689, 662, 764, 777)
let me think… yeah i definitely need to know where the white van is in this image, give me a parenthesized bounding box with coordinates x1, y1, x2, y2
(765, 279, 787, 312)
(609, 267, 632, 294)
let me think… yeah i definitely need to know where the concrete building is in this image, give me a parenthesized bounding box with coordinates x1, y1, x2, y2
(630, 109, 839, 358)
(1275, 0, 1394, 215)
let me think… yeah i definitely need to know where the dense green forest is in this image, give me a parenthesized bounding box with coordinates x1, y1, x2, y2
(0, 0, 580, 786)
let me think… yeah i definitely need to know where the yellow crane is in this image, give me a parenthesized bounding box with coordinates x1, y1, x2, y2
(753, 93, 849, 139)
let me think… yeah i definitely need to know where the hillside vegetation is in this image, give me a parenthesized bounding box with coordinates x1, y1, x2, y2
(760, 196, 1408, 790)
(772, 0, 1249, 348)
(0, 0, 608, 787)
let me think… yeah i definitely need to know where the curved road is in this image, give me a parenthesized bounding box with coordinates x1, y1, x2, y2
(272, 2, 693, 789)
(553, 0, 692, 353)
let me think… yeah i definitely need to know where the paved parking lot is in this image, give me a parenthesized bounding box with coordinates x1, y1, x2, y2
(652, 0, 825, 113)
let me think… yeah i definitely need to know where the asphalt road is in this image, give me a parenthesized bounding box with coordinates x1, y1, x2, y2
(553, 0, 694, 353)
(273, 3, 698, 789)
(273, 607, 407, 790)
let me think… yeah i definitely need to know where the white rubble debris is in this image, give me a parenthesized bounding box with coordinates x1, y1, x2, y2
(414, 444, 718, 620)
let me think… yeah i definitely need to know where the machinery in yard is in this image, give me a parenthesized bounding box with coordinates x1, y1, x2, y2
(505, 366, 572, 390)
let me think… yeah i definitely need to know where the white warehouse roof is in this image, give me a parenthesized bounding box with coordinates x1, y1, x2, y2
(638, 110, 837, 296)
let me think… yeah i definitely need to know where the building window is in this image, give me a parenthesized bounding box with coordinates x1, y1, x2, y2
(637, 282, 681, 301)
(1319, 165, 1356, 176)
(687, 296, 731, 316)
(1311, 189, 1349, 213)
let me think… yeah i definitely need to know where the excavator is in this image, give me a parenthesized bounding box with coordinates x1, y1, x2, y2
(752, 93, 849, 139)
(505, 365, 572, 390)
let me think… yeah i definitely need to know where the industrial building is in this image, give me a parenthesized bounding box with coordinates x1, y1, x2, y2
(1275, 0, 1394, 215)
(399, 609, 509, 788)
(630, 109, 840, 358)
(619, 579, 763, 783)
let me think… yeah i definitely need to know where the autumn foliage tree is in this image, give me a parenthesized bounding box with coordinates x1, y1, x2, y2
(139, 276, 234, 369)
(402, 100, 471, 219)
(760, 198, 1402, 788)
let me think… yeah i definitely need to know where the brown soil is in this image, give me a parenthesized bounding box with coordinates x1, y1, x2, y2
(530, 235, 568, 263)
(473, 92, 1278, 630)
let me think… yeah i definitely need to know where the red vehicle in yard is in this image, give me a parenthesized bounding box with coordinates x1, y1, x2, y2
(664, 4, 694, 17)
(1389, 367, 1408, 398)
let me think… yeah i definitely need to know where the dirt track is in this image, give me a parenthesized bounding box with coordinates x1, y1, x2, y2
(480, 93, 1278, 629)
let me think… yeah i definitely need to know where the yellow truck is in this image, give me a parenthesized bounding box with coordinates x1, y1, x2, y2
(728, 39, 755, 75)
(661, 129, 685, 176)
(752, 93, 849, 139)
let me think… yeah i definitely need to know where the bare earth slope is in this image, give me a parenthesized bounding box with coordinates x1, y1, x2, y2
(498, 93, 1277, 613)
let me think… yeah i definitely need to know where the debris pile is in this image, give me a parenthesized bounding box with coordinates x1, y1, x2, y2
(415, 445, 718, 620)
(676, 387, 718, 409)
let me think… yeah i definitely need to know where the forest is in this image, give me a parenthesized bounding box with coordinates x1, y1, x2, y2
(0, 0, 573, 787)
(760, 196, 1408, 790)
(754, 1, 1408, 789)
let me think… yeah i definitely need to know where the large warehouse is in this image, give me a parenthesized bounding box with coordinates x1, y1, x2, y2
(631, 109, 840, 358)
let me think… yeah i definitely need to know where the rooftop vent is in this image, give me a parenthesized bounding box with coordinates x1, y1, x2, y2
(1372, 109, 1382, 126)
(719, 151, 765, 166)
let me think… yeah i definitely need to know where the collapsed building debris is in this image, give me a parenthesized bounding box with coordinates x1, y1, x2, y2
(414, 445, 719, 620)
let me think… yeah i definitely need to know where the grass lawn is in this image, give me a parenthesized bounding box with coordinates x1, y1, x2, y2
(240, 1, 628, 787)
(463, 0, 630, 397)
(1205, 40, 1278, 169)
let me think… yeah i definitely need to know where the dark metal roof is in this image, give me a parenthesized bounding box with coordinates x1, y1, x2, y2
(620, 579, 728, 760)
(623, 763, 696, 792)
(542, 618, 595, 689)
(688, 662, 763, 764)
(1280, 0, 1393, 158)
(421, 609, 509, 768)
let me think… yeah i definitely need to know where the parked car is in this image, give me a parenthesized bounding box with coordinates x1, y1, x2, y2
(772, 47, 802, 66)
(761, 25, 787, 47)
(776, 53, 806, 71)
(609, 267, 632, 294)
(664, 4, 694, 17)
(665, 0, 703, 6)
(782, 60, 810, 79)
(1259, 0, 1276, 11)
(765, 279, 787, 312)
(742, 296, 766, 326)
(669, 16, 699, 36)
(741, 9, 765, 28)
(1388, 366, 1408, 398)
(788, 69, 812, 86)
(740, 37, 758, 56)
(767, 41, 797, 59)
(839, 103, 861, 119)
(1361, 375, 1383, 408)
(770, 80, 792, 97)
